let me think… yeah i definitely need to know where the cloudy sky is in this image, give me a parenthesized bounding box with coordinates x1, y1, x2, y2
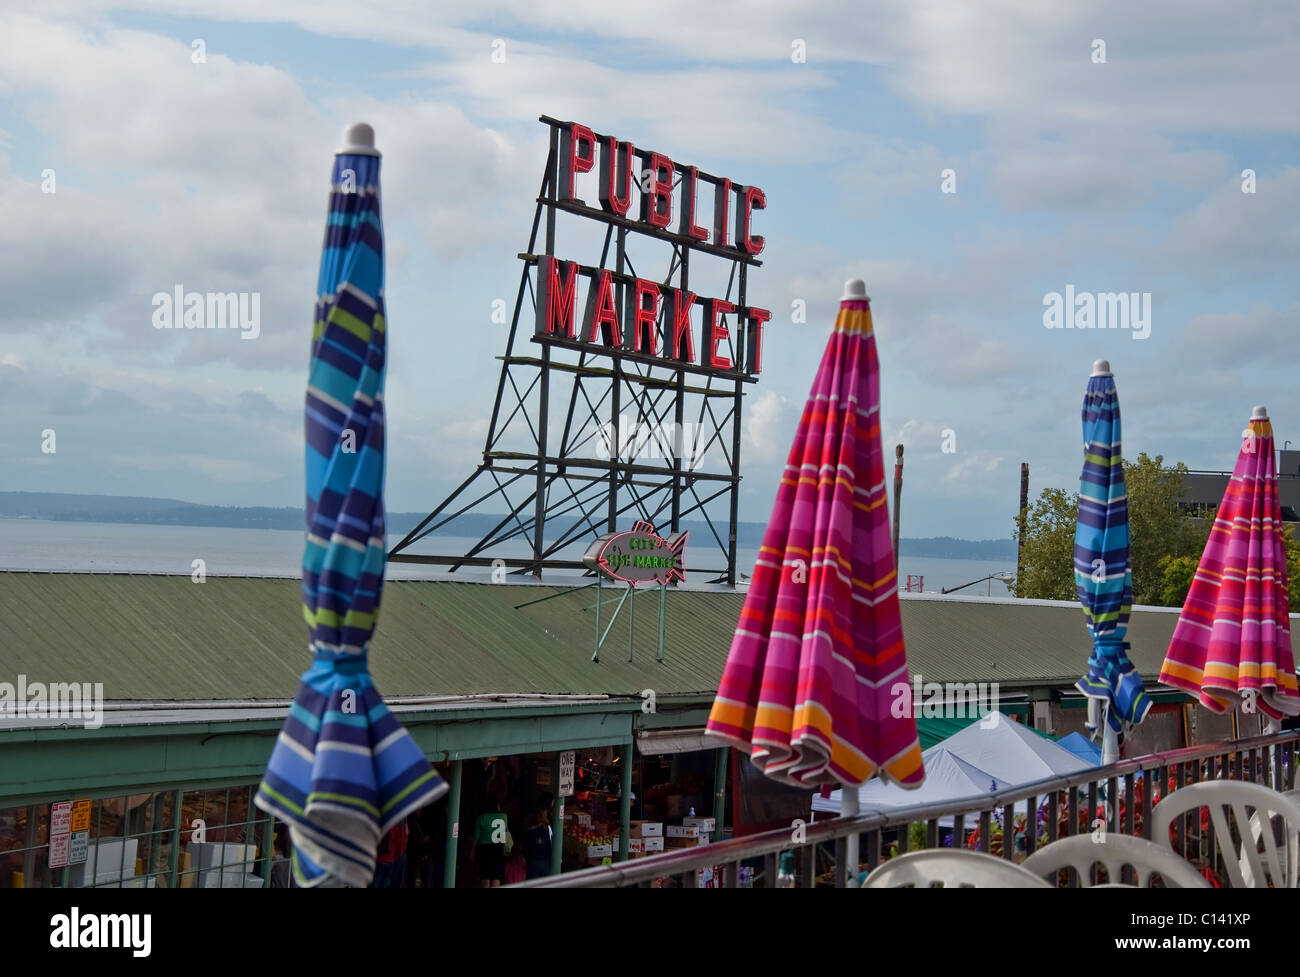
(2, 0, 1297, 544)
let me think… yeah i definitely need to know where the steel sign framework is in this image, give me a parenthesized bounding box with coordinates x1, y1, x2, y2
(389, 116, 767, 585)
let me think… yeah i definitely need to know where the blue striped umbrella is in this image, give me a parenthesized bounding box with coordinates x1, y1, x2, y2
(1074, 360, 1151, 751)
(254, 124, 447, 887)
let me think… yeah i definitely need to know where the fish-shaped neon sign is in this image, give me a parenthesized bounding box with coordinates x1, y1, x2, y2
(583, 521, 688, 586)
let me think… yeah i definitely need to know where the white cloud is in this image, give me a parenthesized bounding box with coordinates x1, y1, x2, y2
(441, 417, 491, 441)
(744, 389, 793, 463)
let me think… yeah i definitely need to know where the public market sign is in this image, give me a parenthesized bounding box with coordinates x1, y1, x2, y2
(536, 119, 771, 379)
(584, 521, 688, 586)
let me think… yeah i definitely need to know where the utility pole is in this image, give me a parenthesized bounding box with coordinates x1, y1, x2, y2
(892, 444, 904, 572)
(1016, 462, 1029, 594)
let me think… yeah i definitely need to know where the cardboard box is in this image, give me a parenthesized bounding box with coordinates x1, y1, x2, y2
(67, 839, 139, 887)
(628, 838, 645, 855)
(665, 824, 701, 840)
(586, 844, 613, 860)
(629, 821, 663, 838)
(643, 836, 665, 853)
(187, 842, 257, 870)
(666, 830, 707, 850)
(200, 869, 264, 889)
(682, 816, 716, 834)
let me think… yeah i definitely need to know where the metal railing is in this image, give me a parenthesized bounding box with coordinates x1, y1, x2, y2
(515, 729, 1300, 887)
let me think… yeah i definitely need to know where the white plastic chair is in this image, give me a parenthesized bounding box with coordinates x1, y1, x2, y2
(1151, 780, 1300, 888)
(1021, 832, 1208, 888)
(862, 849, 1051, 888)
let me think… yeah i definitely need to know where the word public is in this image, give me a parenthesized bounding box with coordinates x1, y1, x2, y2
(536, 121, 771, 378)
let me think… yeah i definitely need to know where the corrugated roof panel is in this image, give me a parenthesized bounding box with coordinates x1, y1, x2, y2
(0, 572, 1214, 703)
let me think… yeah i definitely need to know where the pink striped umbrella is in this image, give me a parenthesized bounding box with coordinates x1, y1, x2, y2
(706, 281, 925, 790)
(1160, 407, 1300, 719)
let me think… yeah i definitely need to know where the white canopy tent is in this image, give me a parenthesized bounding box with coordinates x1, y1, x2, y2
(931, 710, 1094, 783)
(812, 712, 1094, 824)
(811, 747, 1005, 816)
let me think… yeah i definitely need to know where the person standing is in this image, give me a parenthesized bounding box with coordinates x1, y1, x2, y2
(522, 794, 555, 880)
(473, 810, 510, 887)
(369, 819, 409, 888)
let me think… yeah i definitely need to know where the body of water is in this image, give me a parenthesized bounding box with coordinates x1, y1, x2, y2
(0, 520, 1015, 594)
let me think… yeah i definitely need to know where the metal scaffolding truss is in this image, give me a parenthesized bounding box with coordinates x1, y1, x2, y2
(389, 117, 762, 585)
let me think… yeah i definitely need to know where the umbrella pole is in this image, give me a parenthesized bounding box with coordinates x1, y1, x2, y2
(841, 787, 860, 887)
(1101, 724, 1119, 766)
(1267, 716, 1282, 790)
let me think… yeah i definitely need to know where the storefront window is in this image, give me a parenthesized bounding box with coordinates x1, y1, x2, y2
(0, 782, 275, 888)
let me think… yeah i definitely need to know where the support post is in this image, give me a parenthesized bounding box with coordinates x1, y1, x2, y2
(841, 786, 860, 888)
(618, 743, 633, 862)
(259, 812, 274, 889)
(551, 757, 565, 876)
(443, 759, 462, 889)
(593, 574, 601, 661)
(167, 789, 183, 889)
(628, 581, 635, 662)
(657, 583, 667, 662)
(713, 748, 727, 843)
(21, 804, 36, 887)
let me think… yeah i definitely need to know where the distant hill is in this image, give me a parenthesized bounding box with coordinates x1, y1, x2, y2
(896, 536, 1017, 560)
(0, 492, 1016, 559)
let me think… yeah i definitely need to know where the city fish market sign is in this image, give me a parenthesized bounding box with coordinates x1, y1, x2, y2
(584, 522, 688, 586)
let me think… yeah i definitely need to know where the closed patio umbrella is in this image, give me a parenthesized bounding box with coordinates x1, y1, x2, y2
(1161, 406, 1300, 721)
(1074, 361, 1151, 764)
(253, 124, 447, 887)
(706, 280, 924, 882)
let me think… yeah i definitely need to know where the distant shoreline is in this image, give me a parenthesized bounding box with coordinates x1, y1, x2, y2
(0, 492, 1018, 560)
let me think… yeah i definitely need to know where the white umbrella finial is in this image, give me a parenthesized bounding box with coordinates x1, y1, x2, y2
(842, 279, 869, 301)
(1252, 405, 1268, 420)
(339, 122, 381, 157)
(1091, 359, 1111, 377)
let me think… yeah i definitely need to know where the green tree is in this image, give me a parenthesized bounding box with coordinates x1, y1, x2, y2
(1157, 554, 1198, 607)
(1285, 525, 1300, 610)
(1013, 453, 1213, 605)
(1124, 454, 1209, 604)
(1012, 487, 1077, 600)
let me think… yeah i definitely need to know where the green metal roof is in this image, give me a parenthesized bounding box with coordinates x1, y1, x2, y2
(0, 572, 1198, 703)
(895, 595, 1182, 688)
(0, 573, 733, 701)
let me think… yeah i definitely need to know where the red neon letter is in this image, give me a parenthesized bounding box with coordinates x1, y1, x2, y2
(582, 269, 622, 346)
(705, 299, 735, 371)
(678, 166, 709, 241)
(640, 152, 674, 230)
(662, 288, 696, 364)
(625, 278, 660, 354)
(535, 256, 578, 338)
(736, 185, 766, 256)
(599, 137, 635, 216)
(712, 178, 732, 248)
(560, 123, 595, 202)
(743, 306, 771, 375)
